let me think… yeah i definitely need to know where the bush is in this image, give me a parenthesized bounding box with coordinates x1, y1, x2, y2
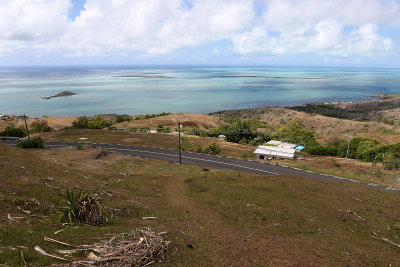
(204, 143, 221, 155)
(30, 120, 53, 133)
(115, 115, 132, 123)
(72, 116, 91, 129)
(87, 117, 113, 129)
(0, 125, 26, 138)
(186, 128, 208, 137)
(134, 112, 172, 120)
(208, 119, 259, 143)
(58, 190, 106, 226)
(77, 143, 84, 150)
(305, 144, 328, 155)
(273, 118, 317, 146)
(72, 116, 112, 129)
(138, 127, 150, 133)
(157, 125, 171, 133)
(17, 137, 44, 148)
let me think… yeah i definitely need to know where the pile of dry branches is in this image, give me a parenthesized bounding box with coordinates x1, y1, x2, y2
(36, 228, 170, 266)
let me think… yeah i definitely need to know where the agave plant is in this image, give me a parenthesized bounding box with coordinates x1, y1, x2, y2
(58, 190, 106, 226)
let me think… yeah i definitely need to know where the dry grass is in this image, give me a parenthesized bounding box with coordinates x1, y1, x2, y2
(1, 143, 400, 266)
(0, 116, 78, 131)
(42, 129, 254, 158)
(217, 106, 398, 136)
(38, 228, 169, 266)
(273, 155, 400, 188)
(115, 113, 221, 130)
(41, 129, 400, 187)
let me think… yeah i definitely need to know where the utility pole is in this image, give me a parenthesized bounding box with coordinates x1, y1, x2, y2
(178, 121, 182, 164)
(24, 114, 30, 139)
(343, 134, 352, 159)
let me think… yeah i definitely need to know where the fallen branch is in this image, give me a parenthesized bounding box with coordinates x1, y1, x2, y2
(34, 246, 69, 261)
(345, 210, 365, 221)
(41, 228, 170, 266)
(142, 217, 157, 220)
(371, 235, 400, 249)
(21, 251, 26, 267)
(44, 237, 77, 247)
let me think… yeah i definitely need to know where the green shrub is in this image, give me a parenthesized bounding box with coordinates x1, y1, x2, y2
(58, 190, 106, 226)
(0, 125, 26, 138)
(305, 144, 328, 155)
(71, 116, 112, 129)
(115, 115, 132, 123)
(186, 128, 208, 137)
(180, 139, 192, 151)
(77, 143, 84, 150)
(17, 137, 44, 149)
(30, 120, 53, 133)
(382, 152, 400, 170)
(157, 125, 171, 133)
(134, 112, 172, 120)
(138, 127, 150, 133)
(87, 117, 113, 129)
(273, 118, 317, 146)
(208, 118, 260, 143)
(204, 143, 221, 155)
(72, 116, 90, 128)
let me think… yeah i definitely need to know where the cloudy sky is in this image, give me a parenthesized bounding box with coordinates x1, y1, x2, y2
(1, 0, 400, 67)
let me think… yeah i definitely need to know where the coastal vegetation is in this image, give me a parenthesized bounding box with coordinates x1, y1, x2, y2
(72, 116, 113, 129)
(289, 95, 400, 123)
(0, 125, 26, 138)
(156, 124, 172, 133)
(17, 137, 44, 148)
(134, 112, 172, 120)
(306, 137, 400, 169)
(29, 120, 53, 133)
(200, 142, 222, 155)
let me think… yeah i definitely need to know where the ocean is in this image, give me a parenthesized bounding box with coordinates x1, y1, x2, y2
(0, 66, 399, 117)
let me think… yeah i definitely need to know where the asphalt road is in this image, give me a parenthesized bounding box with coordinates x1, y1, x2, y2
(2, 140, 398, 193)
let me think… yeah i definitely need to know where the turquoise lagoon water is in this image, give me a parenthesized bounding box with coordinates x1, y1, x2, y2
(0, 66, 399, 117)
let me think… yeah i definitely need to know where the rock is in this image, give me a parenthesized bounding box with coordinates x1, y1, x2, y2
(42, 91, 77, 99)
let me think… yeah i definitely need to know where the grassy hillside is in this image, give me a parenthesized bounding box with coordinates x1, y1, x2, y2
(42, 129, 400, 188)
(1, 143, 400, 266)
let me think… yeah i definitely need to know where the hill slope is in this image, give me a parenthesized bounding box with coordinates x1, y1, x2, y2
(1, 143, 400, 265)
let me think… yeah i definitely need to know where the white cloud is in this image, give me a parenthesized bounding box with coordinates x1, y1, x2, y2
(233, 22, 393, 57)
(0, 0, 398, 59)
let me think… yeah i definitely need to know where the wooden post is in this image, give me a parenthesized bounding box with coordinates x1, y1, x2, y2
(24, 114, 30, 139)
(178, 121, 182, 164)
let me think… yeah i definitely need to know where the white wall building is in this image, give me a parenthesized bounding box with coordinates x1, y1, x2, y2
(254, 140, 299, 160)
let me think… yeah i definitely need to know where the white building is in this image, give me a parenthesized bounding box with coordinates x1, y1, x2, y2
(254, 140, 299, 160)
(218, 135, 226, 140)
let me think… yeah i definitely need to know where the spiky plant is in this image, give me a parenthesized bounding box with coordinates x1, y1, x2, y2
(58, 190, 106, 226)
(58, 189, 82, 224)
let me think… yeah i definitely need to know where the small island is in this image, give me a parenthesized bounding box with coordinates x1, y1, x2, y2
(42, 91, 77, 99)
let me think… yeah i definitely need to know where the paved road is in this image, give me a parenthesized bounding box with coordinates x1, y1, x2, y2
(2, 140, 398, 193)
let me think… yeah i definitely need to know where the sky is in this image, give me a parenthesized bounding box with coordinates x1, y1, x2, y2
(1, 0, 400, 67)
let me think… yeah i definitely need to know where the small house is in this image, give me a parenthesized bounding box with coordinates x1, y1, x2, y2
(254, 140, 300, 160)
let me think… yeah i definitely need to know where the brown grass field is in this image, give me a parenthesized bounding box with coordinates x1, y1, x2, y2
(1, 142, 400, 266)
(42, 129, 400, 188)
